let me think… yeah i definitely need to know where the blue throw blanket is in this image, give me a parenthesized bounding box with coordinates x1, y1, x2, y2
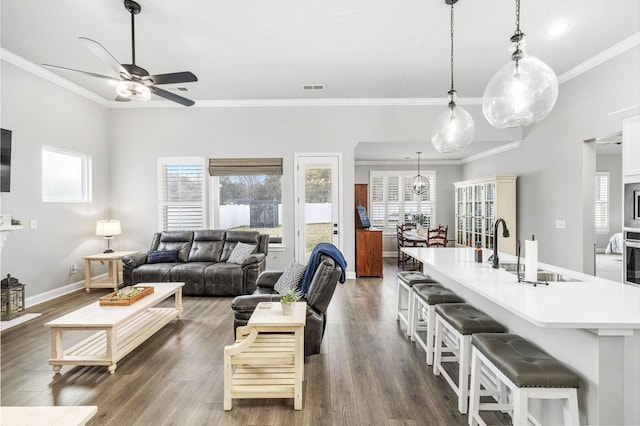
(298, 243, 347, 295)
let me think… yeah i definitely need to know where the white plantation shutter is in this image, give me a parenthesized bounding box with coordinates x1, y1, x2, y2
(369, 171, 436, 232)
(158, 157, 206, 231)
(595, 172, 609, 233)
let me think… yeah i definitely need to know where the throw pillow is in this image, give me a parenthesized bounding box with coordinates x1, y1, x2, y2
(147, 250, 179, 264)
(227, 242, 257, 265)
(274, 261, 306, 294)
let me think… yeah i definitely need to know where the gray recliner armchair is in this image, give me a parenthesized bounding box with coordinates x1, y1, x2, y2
(231, 255, 341, 356)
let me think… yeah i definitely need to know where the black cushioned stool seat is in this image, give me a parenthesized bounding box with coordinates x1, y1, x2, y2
(469, 333, 580, 426)
(435, 303, 506, 335)
(410, 284, 464, 365)
(433, 303, 506, 414)
(396, 272, 440, 338)
(397, 271, 438, 286)
(471, 333, 579, 388)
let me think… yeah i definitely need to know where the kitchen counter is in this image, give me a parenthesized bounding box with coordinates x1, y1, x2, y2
(402, 247, 640, 332)
(403, 247, 640, 425)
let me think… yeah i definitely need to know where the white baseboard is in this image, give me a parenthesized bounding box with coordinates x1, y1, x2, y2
(346, 271, 357, 280)
(25, 273, 107, 308)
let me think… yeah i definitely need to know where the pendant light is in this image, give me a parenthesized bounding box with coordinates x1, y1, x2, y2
(410, 152, 429, 195)
(431, 0, 475, 154)
(482, 0, 558, 129)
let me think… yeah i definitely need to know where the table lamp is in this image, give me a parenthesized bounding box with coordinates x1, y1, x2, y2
(96, 220, 121, 253)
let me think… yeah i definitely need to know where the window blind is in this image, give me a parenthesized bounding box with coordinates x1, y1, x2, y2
(209, 158, 283, 176)
(158, 157, 205, 231)
(369, 170, 436, 232)
(595, 172, 609, 232)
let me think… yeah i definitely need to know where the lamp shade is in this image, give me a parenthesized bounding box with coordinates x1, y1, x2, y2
(431, 103, 475, 153)
(482, 43, 558, 129)
(96, 220, 121, 237)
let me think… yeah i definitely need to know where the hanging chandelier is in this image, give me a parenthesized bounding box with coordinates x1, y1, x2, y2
(410, 152, 429, 195)
(431, 0, 475, 154)
(482, 0, 558, 129)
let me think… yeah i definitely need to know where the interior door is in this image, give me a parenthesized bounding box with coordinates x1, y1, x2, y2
(295, 154, 342, 263)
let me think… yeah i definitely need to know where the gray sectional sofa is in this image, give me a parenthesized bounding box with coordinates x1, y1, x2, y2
(122, 230, 269, 296)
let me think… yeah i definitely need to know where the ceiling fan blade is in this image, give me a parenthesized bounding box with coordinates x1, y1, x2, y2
(150, 86, 195, 107)
(146, 71, 198, 85)
(79, 37, 131, 79)
(41, 64, 121, 82)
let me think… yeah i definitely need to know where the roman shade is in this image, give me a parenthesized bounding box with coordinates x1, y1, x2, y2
(208, 158, 283, 176)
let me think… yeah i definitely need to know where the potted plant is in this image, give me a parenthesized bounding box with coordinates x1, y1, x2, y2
(280, 288, 303, 315)
(412, 213, 427, 235)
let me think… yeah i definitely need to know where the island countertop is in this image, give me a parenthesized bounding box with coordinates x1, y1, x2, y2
(402, 246, 640, 333)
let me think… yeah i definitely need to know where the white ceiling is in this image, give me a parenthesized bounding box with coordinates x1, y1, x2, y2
(1, 0, 638, 161)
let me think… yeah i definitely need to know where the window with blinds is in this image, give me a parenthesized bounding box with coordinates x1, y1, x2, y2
(370, 170, 436, 232)
(157, 157, 206, 231)
(595, 172, 609, 233)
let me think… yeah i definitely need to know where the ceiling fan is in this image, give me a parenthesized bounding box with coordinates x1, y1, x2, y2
(42, 0, 197, 106)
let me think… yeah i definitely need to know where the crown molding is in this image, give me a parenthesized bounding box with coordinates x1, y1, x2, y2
(355, 159, 462, 166)
(0, 48, 108, 107)
(107, 97, 483, 108)
(558, 32, 640, 85)
(460, 140, 522, 163)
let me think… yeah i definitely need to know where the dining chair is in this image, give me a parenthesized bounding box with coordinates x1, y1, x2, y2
(397, 223, 417, 270)
(427, 225, 447, 248)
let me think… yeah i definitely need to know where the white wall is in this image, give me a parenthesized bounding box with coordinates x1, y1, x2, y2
(0, 61, 110, 300)
(461, 48, 640, 273)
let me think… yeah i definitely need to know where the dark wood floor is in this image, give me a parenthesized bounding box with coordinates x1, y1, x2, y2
(1, 259, 510, 425)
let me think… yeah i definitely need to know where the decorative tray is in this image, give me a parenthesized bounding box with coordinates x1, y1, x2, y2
(99, 286, 154, 306)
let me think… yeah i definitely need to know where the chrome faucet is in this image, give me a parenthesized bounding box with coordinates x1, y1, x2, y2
(492, 218, 510, 269)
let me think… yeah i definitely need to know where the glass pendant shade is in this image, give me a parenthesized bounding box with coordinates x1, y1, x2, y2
(483, 43, 558, 129)
(431, 100, 475, 153)
(115, 80, 151, 101)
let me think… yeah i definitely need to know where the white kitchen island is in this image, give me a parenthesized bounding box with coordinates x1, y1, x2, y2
(403, 246, 640, 425)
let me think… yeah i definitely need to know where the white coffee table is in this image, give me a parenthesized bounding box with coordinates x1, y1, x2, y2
(45, 282, 184, 374)
(0, 406, 97, 426)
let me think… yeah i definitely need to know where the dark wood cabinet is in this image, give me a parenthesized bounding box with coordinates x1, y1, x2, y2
(354, 184, 383, 277)
(356, 229, 383, 277)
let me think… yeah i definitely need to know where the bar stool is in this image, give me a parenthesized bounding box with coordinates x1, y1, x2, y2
(469, 333, 580, 426)
(395, 271, 439, 337)
(433, 303, 506, 414)
(410, 284, 464, 365)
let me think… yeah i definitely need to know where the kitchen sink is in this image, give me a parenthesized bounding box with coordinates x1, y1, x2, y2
(500, 263, 581, 282)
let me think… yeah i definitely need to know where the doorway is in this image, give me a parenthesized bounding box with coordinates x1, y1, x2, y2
(294, 154, 343, 263)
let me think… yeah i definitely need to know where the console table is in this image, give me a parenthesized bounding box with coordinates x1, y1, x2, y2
(45, 282, 183, 375)
(82, 250, 139, 293)
(224, 301, 306, 410)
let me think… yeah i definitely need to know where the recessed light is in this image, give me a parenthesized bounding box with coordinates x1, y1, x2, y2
(546, 22, 569, 37)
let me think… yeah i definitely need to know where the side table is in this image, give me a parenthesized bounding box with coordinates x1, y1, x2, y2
(82, 250, 139, 293)
(224, 301, 306, 410)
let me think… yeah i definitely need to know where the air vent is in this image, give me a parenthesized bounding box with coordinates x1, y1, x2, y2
(302, 84, 325, 91)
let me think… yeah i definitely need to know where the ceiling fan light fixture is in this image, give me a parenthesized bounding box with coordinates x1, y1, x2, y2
(115, 80, 151, 101)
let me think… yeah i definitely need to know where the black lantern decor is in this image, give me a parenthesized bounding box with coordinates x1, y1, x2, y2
(1, 274, 26, 321)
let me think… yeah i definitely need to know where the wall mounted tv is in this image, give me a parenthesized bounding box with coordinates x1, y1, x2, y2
(1, 128, 12, 192)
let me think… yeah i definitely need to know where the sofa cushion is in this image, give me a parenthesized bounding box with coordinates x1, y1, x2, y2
(131, 263, 176, 284)
(274, 261, 306, 294)
(188, 230, 225, 262)
(228, 242, 257, 264)
(147, 250, 179, 264)
(157, 231, 194, 262)
(169, 263, 207, 295)
(204, 263, 245, 296)
(220, 230, 260, 262)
